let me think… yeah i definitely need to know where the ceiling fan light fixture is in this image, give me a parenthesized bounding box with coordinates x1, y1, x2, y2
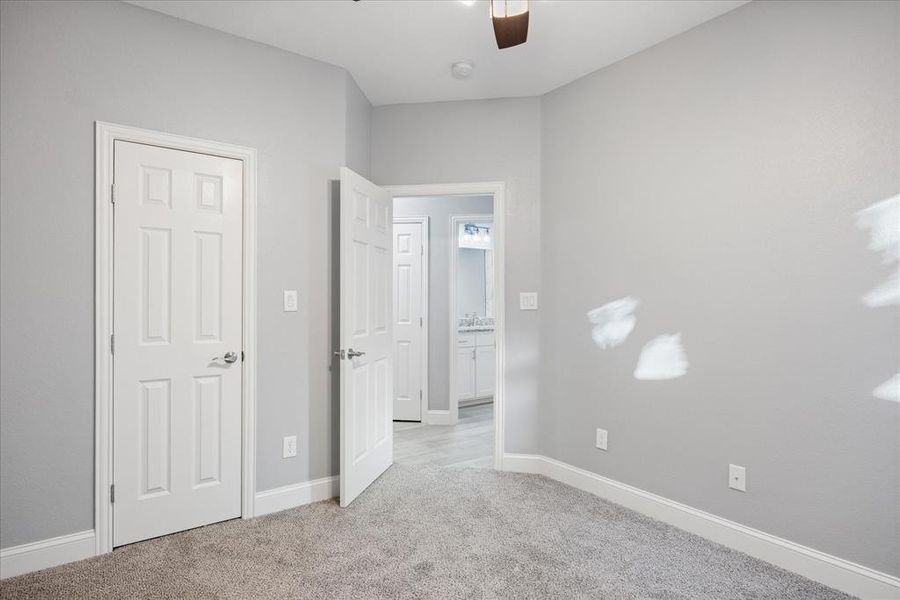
(491, 0, 529, 49)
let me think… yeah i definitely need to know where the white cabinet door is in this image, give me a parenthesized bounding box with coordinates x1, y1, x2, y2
(113, 141, 243, 547)
(457, 345, 476, 401)
(339, 167, 393, 508)
(475, 344, 496, 399)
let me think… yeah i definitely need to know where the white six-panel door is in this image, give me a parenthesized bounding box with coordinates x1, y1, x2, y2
(113, 141, 243, 546)
(392, 220, 425, 422)
(339, 167, 393, 507)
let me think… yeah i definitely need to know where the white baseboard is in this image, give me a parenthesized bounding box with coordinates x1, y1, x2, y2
(1, 476, 338, 579)
(254, 476, 338, 517)
(423, 409, 456, 426)
(503, 453, 899, 600)
(1, 530, 95, 580)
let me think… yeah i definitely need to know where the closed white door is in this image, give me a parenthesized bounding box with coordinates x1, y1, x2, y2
(475, 345, 496, 399)
(393, 220, 425, 422)
(457, 345, 476, 401)
(112, 141, 243, 546)
(339, 167, 393, 508)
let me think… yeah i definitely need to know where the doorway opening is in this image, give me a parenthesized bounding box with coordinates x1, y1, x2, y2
(336, 174, 505, 507)
(387, 185, 505, 471)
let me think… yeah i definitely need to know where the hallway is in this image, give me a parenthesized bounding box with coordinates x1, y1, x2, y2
(393, 404, 493, 468)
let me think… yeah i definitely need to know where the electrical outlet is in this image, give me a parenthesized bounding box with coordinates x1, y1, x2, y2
(595, 428, 608, 451)
(729, 464, 746, 492)
(283, 435, 297, 458)
(283, 289, 298, 312)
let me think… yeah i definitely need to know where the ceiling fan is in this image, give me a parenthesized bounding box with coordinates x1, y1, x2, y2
(490, 0, 529, 49)
(353, 0, 530, 50)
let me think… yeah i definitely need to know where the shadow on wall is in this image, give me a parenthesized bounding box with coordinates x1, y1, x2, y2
(330, 180, 341, 471)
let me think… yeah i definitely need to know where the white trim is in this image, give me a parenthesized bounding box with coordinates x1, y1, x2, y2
(1, 530, 95, 580)
(254, 477, 339, 517)
(449, 214, 494, 426)
(94, 122, 258, 556)
(392, 216, 430, 423)
(385, 182, 506, 471)
(423, 409, 455, 425)
(503, 454, 900, 600)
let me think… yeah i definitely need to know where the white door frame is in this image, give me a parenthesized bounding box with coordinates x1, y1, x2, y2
(392, 216, 430, 422)
(94, 122, 258, 555)
(450, 214, 494, 413)
(384, 182, 506, 471)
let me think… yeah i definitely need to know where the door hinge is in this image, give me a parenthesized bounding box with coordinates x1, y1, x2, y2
(110, 334, 115, 355)
(241, 351, 245, 362)
(420, 317, 423, 327)
(420, 245, 423, 256)
(110, 484, 115, 504)
(110, 183, 116, 204)
(419, 389, 423, 401)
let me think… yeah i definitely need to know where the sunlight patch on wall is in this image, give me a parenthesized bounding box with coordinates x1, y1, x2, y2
(634, 334, 689, 380)
(587, 296, 639, 349)
(873, 374, 900, 403)
(857, 195, 900, 307)
(856, 194, 899, 264)
(862, 270, 900, 307)
(855, 195, 900, 402)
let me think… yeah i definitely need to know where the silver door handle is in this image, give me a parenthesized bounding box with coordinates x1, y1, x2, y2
(213, 351, 239, 363)
(347, 348, 366, 359)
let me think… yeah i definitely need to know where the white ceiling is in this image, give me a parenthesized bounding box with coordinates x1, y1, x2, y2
(127, 0, 749, 106)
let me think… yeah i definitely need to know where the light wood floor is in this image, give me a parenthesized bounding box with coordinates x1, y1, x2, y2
(393, 403, 493, 468)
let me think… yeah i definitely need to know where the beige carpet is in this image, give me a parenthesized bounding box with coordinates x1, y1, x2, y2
(1, 466, 853, 599)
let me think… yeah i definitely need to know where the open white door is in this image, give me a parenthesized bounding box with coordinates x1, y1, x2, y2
(339, 167, 393, 507)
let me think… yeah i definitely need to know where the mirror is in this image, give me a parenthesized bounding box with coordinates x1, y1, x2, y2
(457, 221, 494, 319)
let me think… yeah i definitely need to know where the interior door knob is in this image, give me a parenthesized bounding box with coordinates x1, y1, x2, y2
(214, 351, 239, 363)
(347, 348, 366, 359)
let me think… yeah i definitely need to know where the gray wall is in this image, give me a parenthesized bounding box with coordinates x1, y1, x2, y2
(3, 0, 895, 579)
(0, 0, 370, 548)
(372, 98, 542, 452)
(394, 196, 493, 411)
(539, 0, 899, 575)
(344, 73, 372, 178)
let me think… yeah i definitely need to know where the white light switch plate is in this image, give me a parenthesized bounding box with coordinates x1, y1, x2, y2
(729, 464, 746, 492)
(519, 292, 538, 310)
(283, 435, 297, 458)
(283, 289, 298, 312)
(595, 428, 608, 451)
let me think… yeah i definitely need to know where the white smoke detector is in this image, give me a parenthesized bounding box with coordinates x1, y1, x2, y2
(451, 61, 475, 80)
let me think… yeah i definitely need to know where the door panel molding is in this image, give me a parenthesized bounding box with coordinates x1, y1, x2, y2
(95, 122, 257, 556)
(384, 183, 506, 472)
